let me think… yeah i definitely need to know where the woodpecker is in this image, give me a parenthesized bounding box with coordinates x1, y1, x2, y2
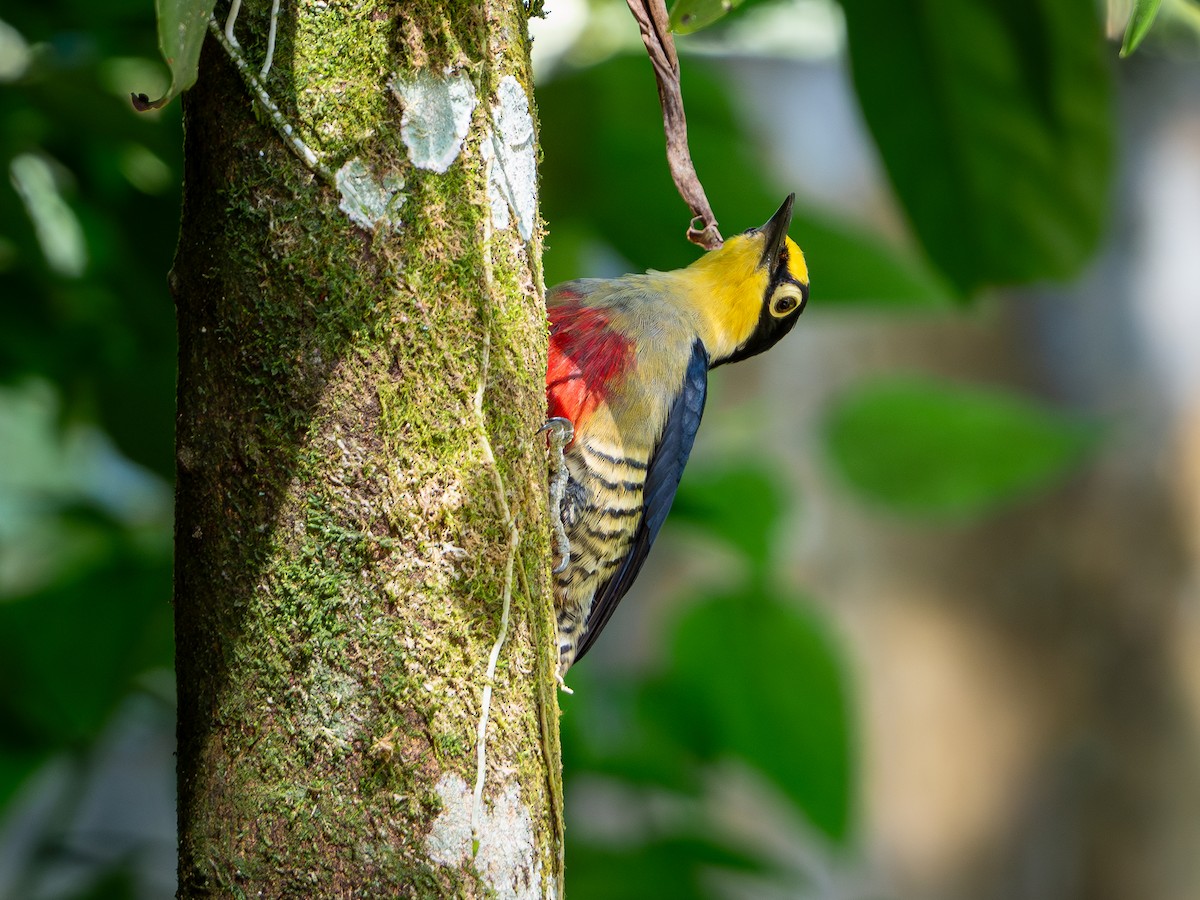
(546, 194, 808, 676)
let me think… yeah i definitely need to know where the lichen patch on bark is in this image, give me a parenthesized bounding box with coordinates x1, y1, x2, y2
(393, 69, 479, 174)
(483, 75, 538, 240)
(427, 772, 548, 900)
(336, 157, 406, 230)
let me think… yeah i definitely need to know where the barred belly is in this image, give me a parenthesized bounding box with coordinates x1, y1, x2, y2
(554, 440, 647, 672)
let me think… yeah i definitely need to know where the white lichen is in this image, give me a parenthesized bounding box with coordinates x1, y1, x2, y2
(392, 69, 478, 174)
(484, 76, 538, 241)
(335, 158, 405, 231)
(480, 138, 510, 232)
(426, 773, 546, 900)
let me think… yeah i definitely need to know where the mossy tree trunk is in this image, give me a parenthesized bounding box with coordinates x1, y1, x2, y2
(172, 1, 562, 895)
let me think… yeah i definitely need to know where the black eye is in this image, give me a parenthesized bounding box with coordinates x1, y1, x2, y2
(770, 293, 798, 317)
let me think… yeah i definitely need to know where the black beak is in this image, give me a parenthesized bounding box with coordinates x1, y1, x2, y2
(757, 193, 795, 271)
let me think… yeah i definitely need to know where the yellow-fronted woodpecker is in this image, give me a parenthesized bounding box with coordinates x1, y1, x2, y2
(546, 195, 809, 676)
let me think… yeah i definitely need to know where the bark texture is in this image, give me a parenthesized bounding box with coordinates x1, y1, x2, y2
(172, 1, 562, 896)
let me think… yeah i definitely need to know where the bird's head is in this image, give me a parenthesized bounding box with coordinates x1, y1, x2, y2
(685, 194, 809, 366)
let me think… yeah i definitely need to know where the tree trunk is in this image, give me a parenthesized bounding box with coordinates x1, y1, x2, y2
(172, 1, 562, 895)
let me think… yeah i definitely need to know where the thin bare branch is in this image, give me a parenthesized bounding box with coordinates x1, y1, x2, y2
(626, 0, 723, 249)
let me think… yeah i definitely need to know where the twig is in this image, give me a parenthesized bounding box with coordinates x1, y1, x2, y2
(625, 0, 723, 249)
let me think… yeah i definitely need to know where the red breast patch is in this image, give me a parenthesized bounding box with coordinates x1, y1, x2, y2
(547, 298, 633, 439)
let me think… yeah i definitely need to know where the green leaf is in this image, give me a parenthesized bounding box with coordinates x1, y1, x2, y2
(1121, 0, 1164, 56)
(72, 868, 139, 900)
(0, 554, 174, 745)
(645, 594, 855, 843)
(671, 466, 784, 576)
(132, 0, 217, 110)
(840, 0, 1114, 295)
(798, 212, 954, 308)
(822, 376, 1100, 516)
(560, 669, 706, 795)
(538, 55, 954, 307)
(568, 836, 766, 900)
(669, 0, 747, 34)
(0, 751, 44, 812)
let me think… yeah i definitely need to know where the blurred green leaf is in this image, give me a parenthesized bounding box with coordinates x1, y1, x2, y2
(0, 5, 180, 878)
(0, 750, 43, 812)
(671, 467, 783, 576)
(538, 55, 953, 306)
(568, 835, 765, 900)
(669, 0, 747, 34)
(0, 554, 173, 746)
(840, 0, 1113, 295)
(800, 213, 955, 307)
(560, 665, 706, 796)
(0, 53, 181, 477)
(823, 376, 1100, 516)
(71, 868, 139, 900)
(1120, 0, 1163, 56)
(645, 593, 854, 843)
(133, 0, 217, 110)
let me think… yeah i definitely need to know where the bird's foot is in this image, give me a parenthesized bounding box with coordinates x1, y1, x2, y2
(540, 417, 573, 575)
(555, 671, 574, 695)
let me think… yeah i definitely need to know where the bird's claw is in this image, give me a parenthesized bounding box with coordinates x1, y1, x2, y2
(542, 417, 573, 574)
(539, 417, 574, 441)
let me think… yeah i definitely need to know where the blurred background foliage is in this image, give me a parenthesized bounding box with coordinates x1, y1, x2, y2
(3, 0, 1200, 897)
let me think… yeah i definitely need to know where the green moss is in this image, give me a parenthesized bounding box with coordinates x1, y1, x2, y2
(292, 3, 395, 160)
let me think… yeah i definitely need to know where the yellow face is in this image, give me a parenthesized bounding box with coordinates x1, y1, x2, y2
(686, 229, 809, 362)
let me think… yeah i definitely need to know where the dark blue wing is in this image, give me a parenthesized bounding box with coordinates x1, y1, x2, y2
(574, 340, 709, 663)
